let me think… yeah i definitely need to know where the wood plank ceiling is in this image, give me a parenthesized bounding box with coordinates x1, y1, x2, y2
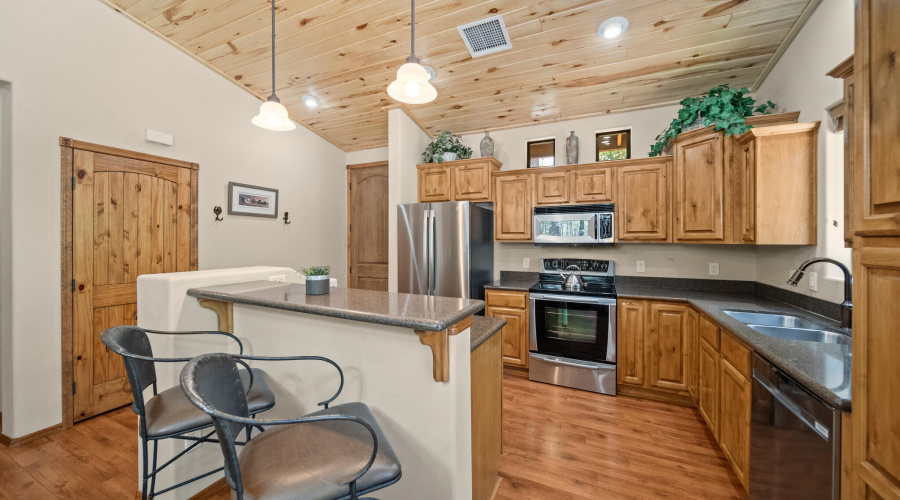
(105, 0, 818, 151)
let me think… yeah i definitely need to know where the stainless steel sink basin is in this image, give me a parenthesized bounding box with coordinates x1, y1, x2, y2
(723, 310, 823, 330)
(747, 325, 851, 346)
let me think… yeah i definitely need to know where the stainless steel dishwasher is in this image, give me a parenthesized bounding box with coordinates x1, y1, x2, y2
(750, 353, 841, 499)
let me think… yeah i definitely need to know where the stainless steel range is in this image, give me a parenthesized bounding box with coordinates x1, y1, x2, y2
(528, 258, 617, 395)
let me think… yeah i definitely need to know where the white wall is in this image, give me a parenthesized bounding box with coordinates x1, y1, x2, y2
(0, 81, 11, 410)
(346, 146, 389, 166)
(387, 108, 430, 291)
(754, 0, 854, 304)
(0, 0, 347, 438)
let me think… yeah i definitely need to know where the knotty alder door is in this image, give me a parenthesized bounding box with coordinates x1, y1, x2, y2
(348, 163, 389, 291)
(69, 142, 197, 421)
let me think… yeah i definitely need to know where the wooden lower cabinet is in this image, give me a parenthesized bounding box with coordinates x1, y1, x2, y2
(719, 356, 752, 490)
(698, 337, 720, 435)
(484, 290, 530, 368)
(617, 300, 646, 387)
(647, 302, 692, 393)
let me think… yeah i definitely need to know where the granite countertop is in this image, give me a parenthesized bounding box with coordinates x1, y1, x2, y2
(484, 271, 539, 292)
(470, 316, 506, 352)
(188, 281, 485, 333)
(616, 286, 852, 410)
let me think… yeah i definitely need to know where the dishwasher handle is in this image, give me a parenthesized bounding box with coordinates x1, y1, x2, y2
(753, 370, 831, 441)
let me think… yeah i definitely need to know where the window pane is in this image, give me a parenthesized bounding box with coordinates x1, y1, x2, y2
(528, 139, 555, 167)
(596, 130, 631, 161)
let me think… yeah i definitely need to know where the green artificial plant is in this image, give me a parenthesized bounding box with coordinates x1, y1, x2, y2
(301, 265, 331, 276)
(421, 131, 474, 163)
(649, 84, 776, 157)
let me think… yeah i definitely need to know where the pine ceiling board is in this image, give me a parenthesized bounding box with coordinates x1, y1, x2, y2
(126, 0, 186, 21)
(144, 0, 241, 34)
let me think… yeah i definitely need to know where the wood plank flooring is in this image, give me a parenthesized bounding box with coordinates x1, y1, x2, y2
(0, 372, 746, 499)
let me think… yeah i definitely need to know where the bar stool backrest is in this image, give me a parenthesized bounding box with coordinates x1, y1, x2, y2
(101, 325, 158, 417)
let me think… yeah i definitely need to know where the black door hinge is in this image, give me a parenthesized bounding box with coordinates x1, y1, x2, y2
(72, 176, 76, 190)
(349, 224, 351, 232)
(349, 266, 352, 274)
(72, 279, 76, 292)
(72, 381, 76, 395)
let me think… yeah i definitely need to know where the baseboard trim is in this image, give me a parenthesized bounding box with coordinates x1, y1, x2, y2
(488, 477, 502, 500)
(616, 385, 694, 407)
(0, 422, 66, 448)
(136, 478, 228, 500)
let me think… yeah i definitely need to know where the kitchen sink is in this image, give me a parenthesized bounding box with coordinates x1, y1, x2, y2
(747, 325, 851, 345)
(723, 310, 851, 345)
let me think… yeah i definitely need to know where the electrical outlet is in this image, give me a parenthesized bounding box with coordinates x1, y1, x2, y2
(709, 263, 720, 276)
(523, 258, 530, 269)
(636, 261, 646, 273)
(268, 274, 286, 282)
(809, 271, 818, 291)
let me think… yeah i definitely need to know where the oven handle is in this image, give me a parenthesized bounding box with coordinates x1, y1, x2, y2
(530, 293, 617, 306)
(530, 353, 610, 370)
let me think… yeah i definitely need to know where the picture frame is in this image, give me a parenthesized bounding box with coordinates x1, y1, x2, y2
(228, 182, 279, 218)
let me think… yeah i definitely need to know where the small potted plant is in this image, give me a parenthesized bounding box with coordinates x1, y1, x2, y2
(422, 131, 473, 163)
(649, 84, 776, 157)
(302, 265, 331, 295)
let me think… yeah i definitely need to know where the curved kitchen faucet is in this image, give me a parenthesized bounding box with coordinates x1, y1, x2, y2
(787, 257, 852, 329)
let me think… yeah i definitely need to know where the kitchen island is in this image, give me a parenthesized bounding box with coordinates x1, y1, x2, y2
(136, 267, 503, 500)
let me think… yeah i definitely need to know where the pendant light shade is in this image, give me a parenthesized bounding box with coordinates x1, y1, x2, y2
(253, 0, 296, 131)
(387, 0, 436, 104)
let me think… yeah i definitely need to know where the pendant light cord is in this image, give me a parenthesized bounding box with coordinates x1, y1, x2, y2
(406, 0, 419, 64)
(269, 0, 278, 102)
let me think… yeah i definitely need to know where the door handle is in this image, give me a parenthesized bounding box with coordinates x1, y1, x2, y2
(428, 209, 436, 295)
(423, 210, 431, 295)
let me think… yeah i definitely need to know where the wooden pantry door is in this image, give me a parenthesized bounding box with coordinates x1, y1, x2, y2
(64, 138, 197, 422)
(347, 162, 389, 291)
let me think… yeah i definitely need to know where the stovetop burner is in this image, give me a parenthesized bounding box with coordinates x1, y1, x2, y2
(529, 258, 617, 298)
(529, 277, 617, 298)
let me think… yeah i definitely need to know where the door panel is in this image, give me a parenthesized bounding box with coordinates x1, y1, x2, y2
(617, 161, 670, 241)
(648, 302, 690, 392)
(674, 133, 725, 241)
(616, 299, 645, 387)
(720, 357, 751, 490)
(494, 175, 533, 241)
(699, 337, 720, 435)
(348, 165, 389, 291)
(535, 171, 570, 205)
(432, 201, 469, 299)
(486, 306, 528, 368)
(574, 167, 614, 203)
(72, 148, 195, 421)
(397, 202, 430, 295)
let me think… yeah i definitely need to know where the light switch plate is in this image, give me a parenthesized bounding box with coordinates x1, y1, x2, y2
(636, 261, 646, 273)
(268, 274, 286, 282)
(523, 258, 530, 269)
(709, 263, 720, 276)
(809, 272, 817, 291)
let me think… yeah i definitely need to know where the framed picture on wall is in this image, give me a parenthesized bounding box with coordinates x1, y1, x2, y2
(228, 182, 279, 218)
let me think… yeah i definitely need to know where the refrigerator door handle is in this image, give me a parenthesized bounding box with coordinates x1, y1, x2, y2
(428, 209, 436, 295)
(423, 209, 431, 295)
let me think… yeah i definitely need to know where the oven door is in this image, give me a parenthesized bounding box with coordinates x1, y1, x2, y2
(529, 293, 616, 363)
(533, 213, 598, 244)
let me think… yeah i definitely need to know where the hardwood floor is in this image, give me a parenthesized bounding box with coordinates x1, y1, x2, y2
(0, 372, 746, 499)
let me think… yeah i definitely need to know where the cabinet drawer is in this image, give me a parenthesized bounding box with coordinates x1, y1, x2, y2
(720, 332, 751, 379)
(485, 290, 528, 309)
(699, 315, 720, 349)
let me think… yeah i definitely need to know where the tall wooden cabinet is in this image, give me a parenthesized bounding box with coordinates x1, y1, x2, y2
(493, 173, 533, 241)
(673, 131, 727, 242)
(850, 2, 900, 499)
(617, 160, 671, 242)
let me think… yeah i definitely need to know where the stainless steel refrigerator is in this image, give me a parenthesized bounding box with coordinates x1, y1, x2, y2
(398, 201, 494, 301)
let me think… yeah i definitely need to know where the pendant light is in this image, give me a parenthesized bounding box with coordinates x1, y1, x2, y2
(252, 0, 296, 131)
(387, 0, 437, 104)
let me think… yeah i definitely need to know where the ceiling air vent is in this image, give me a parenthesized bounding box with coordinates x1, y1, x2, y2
(457, 14, 512, 58)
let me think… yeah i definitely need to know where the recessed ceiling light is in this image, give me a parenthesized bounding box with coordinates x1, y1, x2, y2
(302, 95, 321, 108)
(598, 17, 629, 39)
(423, 65, 437, 81)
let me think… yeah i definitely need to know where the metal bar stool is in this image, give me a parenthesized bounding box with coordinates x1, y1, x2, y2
(101, 325, 278, 499)
(181, 352, 402, 500)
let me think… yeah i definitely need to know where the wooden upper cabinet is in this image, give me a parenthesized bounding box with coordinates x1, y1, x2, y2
(573, 166, 615, 203)
(417, 158, 501, 203)
(534, 171, 571, 205)
(734, 123, 819, 245)
(853, 0, 900, 237)
(616, 299, 646, 387)
(828, 56, 855, 247)
(417, 164, 452, 202)
(647, 302, 691, 393)
(673, 131, 727, 242)
(494, 173, 533, 241)
(617, 159, 670, 241)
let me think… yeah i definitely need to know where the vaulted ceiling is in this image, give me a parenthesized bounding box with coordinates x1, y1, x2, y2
(104, 0, 818, 151)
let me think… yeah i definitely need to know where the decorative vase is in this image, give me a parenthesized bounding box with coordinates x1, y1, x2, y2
(565, 131, 579, 165)
(439, 152, 458, 162)
(682, 115, 707, 132)
(305, 275, 330, 295)
(480, 131, 495, 157)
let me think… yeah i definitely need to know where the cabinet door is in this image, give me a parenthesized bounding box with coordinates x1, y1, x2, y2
(617, 161, 670, 241)
(494, 175, 533, 241)
(418, 165, 452, 202)
(844, 74, 855, 246)
(573, 167, 614, 203)
(647, 302, 690, 393)
(485, 305, 529, 368)
(853, 0, 900, 236)
(453, 162, 492, 201)
(851, 246, 900, 500)
(674, 132, 726, 241)
(686, 308, 699, 403)
(698, 337, 719, 435)
(534, 171, 570, 205)
(616, 299, 646, 387)
(737, 138, 757, 243)
(720, 357, 751, 490)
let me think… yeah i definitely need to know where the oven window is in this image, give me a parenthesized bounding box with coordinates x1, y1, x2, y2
(533, 299, 611, 363)
(539, 219, 590, 237)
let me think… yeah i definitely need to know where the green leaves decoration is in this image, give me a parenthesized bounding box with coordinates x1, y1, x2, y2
(301, 266, 331, 276)
(649, 84, 776, 157)
(422, 131, 474, 163)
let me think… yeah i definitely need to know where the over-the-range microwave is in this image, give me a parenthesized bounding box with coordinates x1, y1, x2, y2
(533, 203, 614, 245)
